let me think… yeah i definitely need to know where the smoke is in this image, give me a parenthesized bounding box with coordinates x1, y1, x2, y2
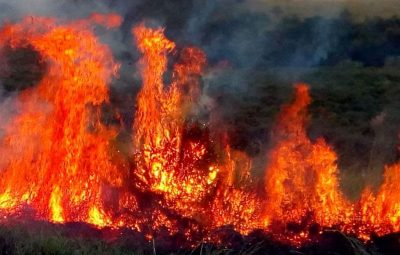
(247, 0, 400, 19)
(0, 1, 348, 86)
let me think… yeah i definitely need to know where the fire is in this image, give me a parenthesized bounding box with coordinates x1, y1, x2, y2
(49, 186, 63, 223)
(357, 163, 400, 235)
(0, 15, 399, 247)
(88, 206, 111, 227)
(0, 190, 16, 210)
(132, 24, 218, 214)
(262, 84, 400, 241)
(209, 144, 263, 234)
(264, 84, 351, 229)
(0, 16, 121, 226)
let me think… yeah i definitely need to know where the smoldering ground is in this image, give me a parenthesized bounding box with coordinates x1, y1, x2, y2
(0, 0, 399, 199)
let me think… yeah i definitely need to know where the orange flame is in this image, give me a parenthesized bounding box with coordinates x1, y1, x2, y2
(0, 16, 120, 227)
(263, 84, 352, 242)
(132, 24, 218, 217)
(0, 18, 399, 246)
(357, 163, 400, 236)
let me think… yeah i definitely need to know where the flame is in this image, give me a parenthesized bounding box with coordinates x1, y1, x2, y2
(132, 24, 218, 216)
(0, 16, 120, 227)
(49, 186, 64, 223)
(261, 84, 352, 243)
(0, 17, 399, 246)
(88, 206, 111, 227)
(210, 144, 262, 234)
(264, 84, 349, 226)
(357, 163, 400, 236)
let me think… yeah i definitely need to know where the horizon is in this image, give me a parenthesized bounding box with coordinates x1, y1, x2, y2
(247, 0, 400, 19)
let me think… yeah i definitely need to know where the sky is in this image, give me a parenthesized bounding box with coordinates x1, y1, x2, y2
(0, 0, 398, 22)
(247, 0, 400, 19)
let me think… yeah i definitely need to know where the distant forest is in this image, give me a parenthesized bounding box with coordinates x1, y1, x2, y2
(199, 11, 400, 68)
(94, 0, 400, 69)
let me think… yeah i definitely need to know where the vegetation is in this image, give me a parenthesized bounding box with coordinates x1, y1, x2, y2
(0, 222, 395, 255)
(0, 223, 137, 255)
(198, 10, 400, 69)
(0, 2, 399, 253)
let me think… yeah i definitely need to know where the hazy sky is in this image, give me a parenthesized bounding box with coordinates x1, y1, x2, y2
(247, 0, 400, 19)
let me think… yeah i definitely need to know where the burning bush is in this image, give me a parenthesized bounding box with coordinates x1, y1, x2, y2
(0, 15, 399, 253)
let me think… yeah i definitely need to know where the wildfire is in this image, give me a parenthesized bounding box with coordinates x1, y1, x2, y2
(0, 15, 120, 225)
(357, 163, 400, 236)
(264, 84, 350, 226)
(132, 24, 219, 215)
(0, 15, 398, 247)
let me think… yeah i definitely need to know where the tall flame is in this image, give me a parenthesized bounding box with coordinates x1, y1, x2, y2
(0, 18, 399, 246)
(0, 16, 120, 226)
(132, 24, 218, 215)
(264, 84, 351, 229)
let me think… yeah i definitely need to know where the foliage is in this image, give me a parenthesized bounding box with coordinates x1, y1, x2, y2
(0, 223, 136, 255)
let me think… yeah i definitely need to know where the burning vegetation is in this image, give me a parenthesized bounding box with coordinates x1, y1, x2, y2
(0, 14, 399, 252)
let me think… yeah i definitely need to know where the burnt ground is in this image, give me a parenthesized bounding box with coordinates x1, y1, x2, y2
(0, 218, 398, 255)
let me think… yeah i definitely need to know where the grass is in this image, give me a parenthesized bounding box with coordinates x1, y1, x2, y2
(0, 223, 137, 255)
(0, 224, 268, 255)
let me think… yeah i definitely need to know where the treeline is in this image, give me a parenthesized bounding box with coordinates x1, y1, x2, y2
(102, 0, 400, 69)
(199, 11, 400, 68)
